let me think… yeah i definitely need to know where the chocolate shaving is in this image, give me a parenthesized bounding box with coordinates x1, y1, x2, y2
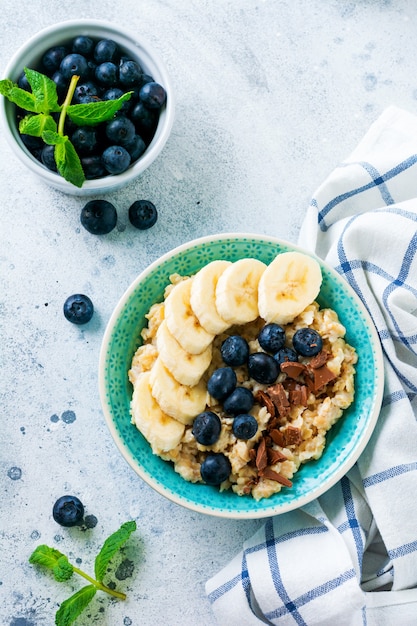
(256, 389, 276, 417)
(261, 467, 293, 487)
(266, 383, 290, 417)
(312, 365, 337, 391)
(269, 429, 286, 447)
(309, 350, 331, 369)
(288, 384, 309, 407)
(280, 361, 307, 380)
(283, 425, 303, 446)
(267, 448, 287, 464)
(255, 437, 268, 473)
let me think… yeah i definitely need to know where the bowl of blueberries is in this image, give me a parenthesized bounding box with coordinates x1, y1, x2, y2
(0, 19, 174, 195)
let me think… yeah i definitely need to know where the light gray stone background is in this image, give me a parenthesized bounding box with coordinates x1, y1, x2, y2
(1, 1, 416, 625)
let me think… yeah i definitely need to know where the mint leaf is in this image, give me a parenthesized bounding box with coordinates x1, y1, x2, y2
(53, 556, 74, 583)
(19, 113, 57, 137)
(94, 520, 137, 582)
(55, 585, 97, 626)
(54, 139, 86, 188)
(66, 92, 132, 126)
(24, 67, 61, 113)
(29, 545, 67, 570)
(0, 79, 38, 112)
(42, 129, 67, 145)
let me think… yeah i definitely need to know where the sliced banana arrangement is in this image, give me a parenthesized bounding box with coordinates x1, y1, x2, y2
(130, 250, 322, 438)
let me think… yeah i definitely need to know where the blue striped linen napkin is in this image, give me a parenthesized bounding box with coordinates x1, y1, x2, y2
(206, 105, 417, 626)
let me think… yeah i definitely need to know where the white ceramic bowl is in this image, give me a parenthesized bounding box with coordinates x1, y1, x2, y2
(99, 233, 385, 519)
(0, 19, 174, 195)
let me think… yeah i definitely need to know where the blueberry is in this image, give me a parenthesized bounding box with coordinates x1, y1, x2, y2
(200, 453, 231, 485)
(60, 53, 89, 81)
(119, 59, 143, 86)
(52, 71, 69, 99)
(72, 36, 94, 56)
(94, 39, 119, 63)
(103, 87, 131, 115)
(73, 81, 99, 104)
(128, 200, 158, 230)
(95, 61, 118, 86)
(42, 45, 69, 73)
(130, 101, 158, 137)
(53, 495, 84, 527)
(71, 127, 97, 155)
(139, 81, 167, 109)
(274, 347, 299, 369)
(63, 294, 94, 325)
(106, 117, 136, 146)
(258, 323, 285, 353)
(102, 145, 131, 175)
(17, 71, 30, 91)
(220, 335, 249, 366)
(81, 155, 106, 179)
(40, 144, 57, 171)
(124, 134, 147, 161)
(247, 352, 279, 384)
(80, 199, 117, 235)
(293, 328, 323, 357)
(207, 367, 237, 401)
(192, 411, 221, 446)
(232, 414, 258, 440)
(223, 387, 254, 416)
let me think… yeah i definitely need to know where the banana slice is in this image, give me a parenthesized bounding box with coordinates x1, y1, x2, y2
(130, 371, 185, 453)
(215, 258, 267, 325)
(190, 260, 232, 334)
(258, 251, 322, 325)
(156, 319, 212, 387)
(149, 357, 209, 424)
(164, 277, 214, 355)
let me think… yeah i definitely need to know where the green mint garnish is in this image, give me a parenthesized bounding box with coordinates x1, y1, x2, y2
(0, 68, 132, 188)
(29, 520, 137, 626)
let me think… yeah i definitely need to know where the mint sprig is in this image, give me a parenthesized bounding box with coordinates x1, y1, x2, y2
(0, 67, 132, 188)
(29, 520, 137, 626)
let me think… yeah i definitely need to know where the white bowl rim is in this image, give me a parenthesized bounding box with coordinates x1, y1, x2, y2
(98, 232, 385, 518)
(0, 18, 175, 195)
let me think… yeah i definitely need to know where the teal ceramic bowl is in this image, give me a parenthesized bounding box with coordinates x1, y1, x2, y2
(99, 233, 384, 519)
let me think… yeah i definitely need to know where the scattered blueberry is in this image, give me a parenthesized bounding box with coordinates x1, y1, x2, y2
(232, 414, 258, 440)
(53, 495, 84, 527)
(200, 453, 231, 485)
(207, 367, 237, 401)
(220, 335, 249, 366)
(293, 328, 323, 357)
(247, 352, 279, 384)
(102, 145, 131, 174)
(258, 323, 286, 353)
(80, 199, 117, 234)
(274, 347, 299, 369)
(192, 411, 221, 446)
(223, 387, 254, 416)
(63, 294, 94, 325)
(128, 200, 158, 230)
(139, 81, 167, 109)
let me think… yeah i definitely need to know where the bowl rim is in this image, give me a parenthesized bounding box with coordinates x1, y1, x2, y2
(98, 232, 385, 518)
(0, 18, 175, 195)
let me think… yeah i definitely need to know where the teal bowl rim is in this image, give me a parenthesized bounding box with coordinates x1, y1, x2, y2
(98, 233, 384, 519)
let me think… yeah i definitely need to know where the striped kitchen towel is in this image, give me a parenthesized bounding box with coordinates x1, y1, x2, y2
(206, 105, 417, 625)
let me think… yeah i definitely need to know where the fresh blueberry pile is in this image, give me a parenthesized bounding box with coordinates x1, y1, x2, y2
(18, 35, 167, 179)
(195, 323, 324, 484)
